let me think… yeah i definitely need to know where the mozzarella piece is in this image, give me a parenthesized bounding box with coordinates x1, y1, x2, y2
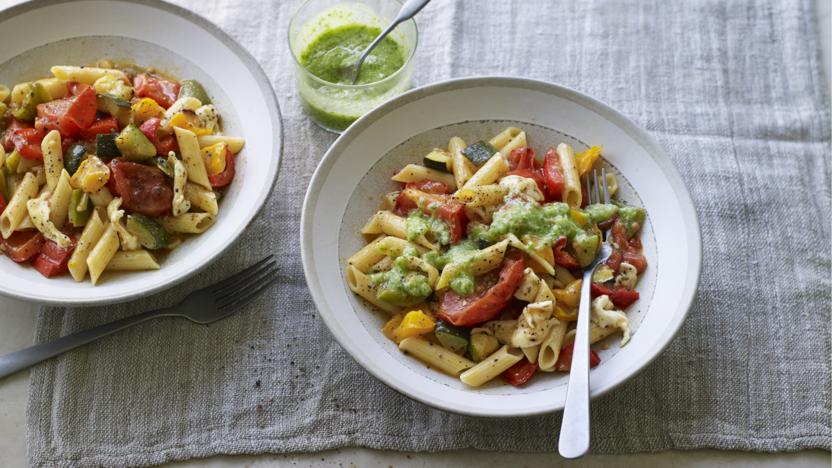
(107, 197, 140, 251)
(614, 262, 638, 289)
(195, 104, 219, 132)
(26, 193, 71, 248)
(169, 153, 191, 216)
(511, 300, 554, 348)
(499, 174, 544, 202)
(591, 295, 631, 346)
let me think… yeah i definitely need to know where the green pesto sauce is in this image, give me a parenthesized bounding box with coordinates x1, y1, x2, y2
(423, 240, 481, 296)
(406, 210, 451, 246)
(583, 203, 619, 225)
(618, 205, 646, 237)
(370, 256, 431, 306)
(476, 200, 579, 247)
(300, 24, 406, 85)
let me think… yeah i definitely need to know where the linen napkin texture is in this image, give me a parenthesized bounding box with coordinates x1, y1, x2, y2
(26, 0, 831, 466)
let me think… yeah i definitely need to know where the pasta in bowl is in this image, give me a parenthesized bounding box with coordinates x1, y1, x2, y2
(0, 63, 244, 284)
(0, 0, 281, 305)
(345, 127, 648, 388)
(302, 77, 700, 416)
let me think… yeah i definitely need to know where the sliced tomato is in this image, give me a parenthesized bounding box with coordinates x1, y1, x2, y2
(10, 127, 46, 160)
(437, 251, 526, 327)
(1, 231, 45, 263)
(501, 359, 538, 387)
(555, 342, 601, 372)
(436, 200, 467, 244)
(134, 73, 180, 108)
(2, 119, 30, 151)
(605, 248, 623, 271)
(139, 117, 179, 156)
(64, 86, 97, 131)
(607, 219, 647, 273)
(66, 81, 91, 96)
(404, 180, 449, 194)
(622, 251, 647, 273)
(552, 236, 579, 269)
(35, 98, 80, 137)
(79, 116, 118, 140)
(542, 148, 565, 201)
(208, 148, 236, 189)
(108, 158, 173, 217)
(32, 238, 76, 278)
(590, 283, 640, 308)
(508, 146, 539, 170)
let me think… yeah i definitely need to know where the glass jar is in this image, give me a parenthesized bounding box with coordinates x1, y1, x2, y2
(289, 0, 418, 133)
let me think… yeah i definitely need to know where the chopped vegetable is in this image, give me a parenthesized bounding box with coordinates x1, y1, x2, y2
(461, 141, 496, 166)
(11, 82, 50, 121)
(70, 155, 110, 193)
(468, 333, 500, 362)
(126, 213, 170, 250)
(64, 142, 87, 176)
(178, 79, 211, 105)
(434, 320, 470, 354)
(555, 342, 601, 372)
(501, 359, 538, 387)
(95, 132, 121, 158)
(95, 93, 132, 127)
(130, 97, 165, 124)
(92, 74, 133, 101)
(67, 188, 92, 227)
(423, 149, 453, 172)
(392, 310, 435, 342)
(201, 142, 228, 176)
(115, 123, 156, 161)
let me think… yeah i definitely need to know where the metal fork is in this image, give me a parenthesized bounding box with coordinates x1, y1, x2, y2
(558, 168, 613, 458)
(0, 255, 278, 379)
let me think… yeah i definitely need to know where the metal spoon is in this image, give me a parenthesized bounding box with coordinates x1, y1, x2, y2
(345, 0, 431, 84)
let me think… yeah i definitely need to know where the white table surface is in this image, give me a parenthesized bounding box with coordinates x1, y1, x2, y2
(0, 1, 830, 467)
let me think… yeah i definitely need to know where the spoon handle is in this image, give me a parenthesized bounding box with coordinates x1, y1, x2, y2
(395, 0, 432, 23)
(558, 266, 594, 458)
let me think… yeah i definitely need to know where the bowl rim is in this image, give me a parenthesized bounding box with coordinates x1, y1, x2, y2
(302, 75, 702, 417)
(0, 0, 284, 305)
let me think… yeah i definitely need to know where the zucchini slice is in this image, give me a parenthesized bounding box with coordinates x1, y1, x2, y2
(153, 156, 175, 178)
(178, 80, 212, 105)
(64, 143, 88, 176)
(96, 93, 132, 127)
(469, 333, 500, 362)
(423, 149, 452, 172)
(126, 214, 170, 250)
(115, 124, 156, 161)
(434, 321, 470, 355)
(68, 189, 92, 227)
(461, 141, 496, 166)
(96, 132, 121, 158)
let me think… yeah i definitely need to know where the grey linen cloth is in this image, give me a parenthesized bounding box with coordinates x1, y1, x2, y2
(26, 0, 831, 466)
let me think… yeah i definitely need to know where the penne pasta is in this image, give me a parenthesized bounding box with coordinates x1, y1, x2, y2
(556, 143, 582, 208)
(448, 136, 476, 188)
(436, 238, 509, 290)
(50, 65, 127, 84)
(461, 153, 508, 190)
(105, 249, 160, 271)
(346, 265, 400, 314)
(159, 212, 215, 234)
(87, 224, 120, 285)
(68, 210, 107, 282)
(184, 182, 218, 215)
(391, 164, 457, 190)
(0, 172, 38, 238)
(48, 169, 72, 228)
(459, 345, 523, 387)
(399, 337, 475, 376)
(175, 127, 211, 189)
(454, 184, 507, 207)
(170, 154, 191, 216)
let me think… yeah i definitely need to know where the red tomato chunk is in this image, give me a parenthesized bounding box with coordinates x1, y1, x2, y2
(555, 342, 601, 372)
(1, 231, 45, 263)
(32, 238, 77, 278)
(134, 73, 180, 109)
(108, 158, 173, 217)
(501, 359, 538, 387)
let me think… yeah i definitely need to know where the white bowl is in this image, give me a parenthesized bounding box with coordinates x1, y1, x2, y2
(0, 0, 282, 305)
(302, 77, 701, 417)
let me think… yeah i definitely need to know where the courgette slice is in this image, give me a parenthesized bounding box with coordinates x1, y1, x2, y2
(96, 93, 132, 127)
(11, 82, 50, 121)
(469, 333, 500, 362)
(68, 189, 92, 227)
(126, 214, 170, 250)
(64, 143, 87, 176)
(461, 141, 496, 166)
(434, 320, 470, 355)
(178, 79, 211, 105)
(423, 149, 452, 172)
(115, 123, 156, 161)
(96, 132, 121, 158)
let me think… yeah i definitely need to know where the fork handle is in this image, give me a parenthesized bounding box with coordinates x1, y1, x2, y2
(558, 266, 595, 458)
(0, 308, 167, 379)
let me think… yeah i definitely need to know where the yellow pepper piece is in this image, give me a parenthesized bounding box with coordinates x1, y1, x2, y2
(131, 98, 165, 124)
(70, 156, 110, 193)
(553, 304, 578, 322)
(201, 142, 227, 176)
(575, 145, 602, 176)
(553, 279, 582, 308)
(169, 112, 213, 136)
(393, 310, 435, 343)
(570, 208, 588, 226)
(382, 314, 404, 343)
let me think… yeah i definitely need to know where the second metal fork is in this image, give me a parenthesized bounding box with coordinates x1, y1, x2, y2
(558, 169, 613, 458)
(0, 255, 278, 379)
